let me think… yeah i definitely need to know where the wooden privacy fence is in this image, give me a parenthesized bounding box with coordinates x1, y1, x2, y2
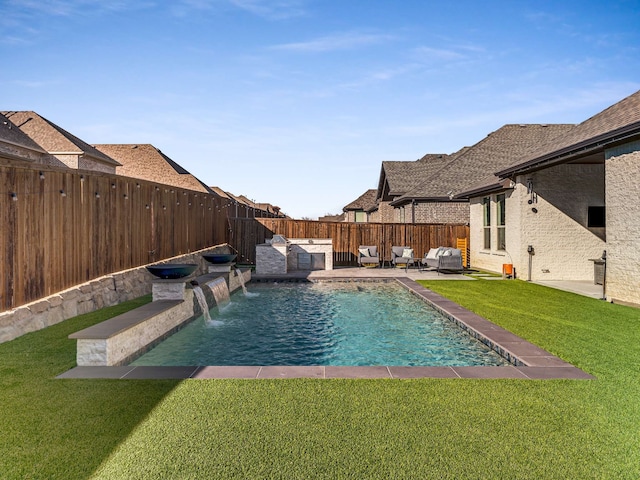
(230, 218, 470, 266)
(1, 163, 469, 311)
(0, 164, 250, 311)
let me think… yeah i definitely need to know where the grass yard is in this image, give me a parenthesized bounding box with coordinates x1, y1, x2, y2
(1, 280, 639, 479)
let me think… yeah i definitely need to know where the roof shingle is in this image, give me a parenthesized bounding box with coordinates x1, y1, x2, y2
(2, 111, 120, 166)
(93, 144, 212, 193)
(393, 124, 574, 204)
(497, 89, 640, 176)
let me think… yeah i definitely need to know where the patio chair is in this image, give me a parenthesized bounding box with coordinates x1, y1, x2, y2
(422, 247, 464, 274)
(357, 245, 380, 267)
(391, 246, 414, 268)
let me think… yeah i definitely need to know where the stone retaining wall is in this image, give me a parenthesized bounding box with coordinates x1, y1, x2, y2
(0, 244, 233, 344)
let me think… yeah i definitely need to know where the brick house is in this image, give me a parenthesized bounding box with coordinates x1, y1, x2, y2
(2, 111, 120, 173)
(342, 189, 377, 222)
(390, 124, 573, 224)
(371, 153, 451, 222)
(94, 144, 213, 193)
(460, 90, 640, 306)
(0, 112, 49, 164)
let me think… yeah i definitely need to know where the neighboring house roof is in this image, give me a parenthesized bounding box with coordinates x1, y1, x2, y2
(496, 89, 640, 177)
(2, 111, 120, 167)
(93, 144, 212, 193)
(0, 112, 48, 159)
(393, 124, 574, 205)
(225, 191, 250, 206)
(377, 154, 451, 199)
(209, 186, 232, 199)
(319, 213, 346, 222)
(255, 202, 281, 215)
(237, 195, 256, 208)
(209, 187, 284, 216)
(343, 189, 378, 212)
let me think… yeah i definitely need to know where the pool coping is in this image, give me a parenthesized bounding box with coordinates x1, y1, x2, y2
(57, 278, 594, 380)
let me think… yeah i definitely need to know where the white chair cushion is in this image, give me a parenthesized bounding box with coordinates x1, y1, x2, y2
(426, 248, 439, 259)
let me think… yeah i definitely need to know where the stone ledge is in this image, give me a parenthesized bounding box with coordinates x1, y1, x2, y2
(69, 300, 183, 340)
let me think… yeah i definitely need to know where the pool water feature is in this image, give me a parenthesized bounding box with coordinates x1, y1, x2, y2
(132, 282, 508, 367)
(192, 286, 211, 322)
(205, 277, 230, 309)
(233, 267, 248, 295)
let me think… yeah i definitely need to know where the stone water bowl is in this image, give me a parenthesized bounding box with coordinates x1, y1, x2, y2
(202, 253, 237, 264)
(146, 263, 198, 279)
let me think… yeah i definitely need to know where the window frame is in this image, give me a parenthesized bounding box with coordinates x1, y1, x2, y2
(482, 196, 491, 250)
(496, 193, 506, 251)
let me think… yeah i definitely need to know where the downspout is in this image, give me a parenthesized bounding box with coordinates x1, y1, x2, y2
(527, 245, 534, 281)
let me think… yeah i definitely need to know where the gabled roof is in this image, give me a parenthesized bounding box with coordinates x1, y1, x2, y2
(209, 186, 232, 199)
(343, 189, 378, 212)
(319, 213, 346, 222)
(237, 195, 255, 207)
(0, 112, 48, 158)
(2, 111, 120, 166)
(392, 124, 574, 205)
(93, 144, 212, 193)
(255, 202, 281, 214)
(377, 154, 451, 199)
(497, 89, 640, 177)
(225, 191, 250, 206)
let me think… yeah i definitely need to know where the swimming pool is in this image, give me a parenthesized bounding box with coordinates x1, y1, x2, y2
(132, 281, 508, 367)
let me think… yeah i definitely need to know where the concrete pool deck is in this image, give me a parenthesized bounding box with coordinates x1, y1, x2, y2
(58, 270, 596, 381)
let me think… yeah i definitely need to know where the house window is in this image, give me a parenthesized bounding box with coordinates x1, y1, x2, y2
(354, 210, 366, 223)
(482, 197, 491, 249)
(496, 194, 506, 250)
(399, 207, 405, 223)
(588, 206, 605, 227)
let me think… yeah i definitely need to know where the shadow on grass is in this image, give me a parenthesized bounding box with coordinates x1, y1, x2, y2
(0, 296, 183, 480)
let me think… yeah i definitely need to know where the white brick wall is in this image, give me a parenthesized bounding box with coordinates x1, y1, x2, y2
(470, 164, 605, 281)
(605, 143, 640, 306)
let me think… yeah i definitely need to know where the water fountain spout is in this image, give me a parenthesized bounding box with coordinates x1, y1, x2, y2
(206, 277, 230, 310)
(234, 267, 248, 295)
(192, 286, 211, 322)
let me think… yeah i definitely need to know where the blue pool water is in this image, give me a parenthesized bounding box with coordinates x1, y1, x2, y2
(132, 282, 508, 367)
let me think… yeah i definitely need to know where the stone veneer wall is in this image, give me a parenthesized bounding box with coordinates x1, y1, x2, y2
(0, 245, 230, 344)
(605, 143, 640, 306)
(255, 243, 288, 274)
(74, 268, 252, 366)
(77, 299, 194, 366)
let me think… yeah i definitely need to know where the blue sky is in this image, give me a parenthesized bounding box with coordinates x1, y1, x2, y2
(2, 0, 639, 218)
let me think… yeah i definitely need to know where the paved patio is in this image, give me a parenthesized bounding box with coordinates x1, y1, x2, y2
(256, 266, 605, 300)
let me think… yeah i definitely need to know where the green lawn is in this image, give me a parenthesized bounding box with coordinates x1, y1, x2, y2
(1, 280, 639, 479)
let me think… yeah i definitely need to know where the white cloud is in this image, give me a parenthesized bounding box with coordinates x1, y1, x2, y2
(4, 0, 144, 17)
(229, 0, 307, 19)
(176, 0, 307, 20)
(270, 32, 396, 53)
(413, 46, 466, 61)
